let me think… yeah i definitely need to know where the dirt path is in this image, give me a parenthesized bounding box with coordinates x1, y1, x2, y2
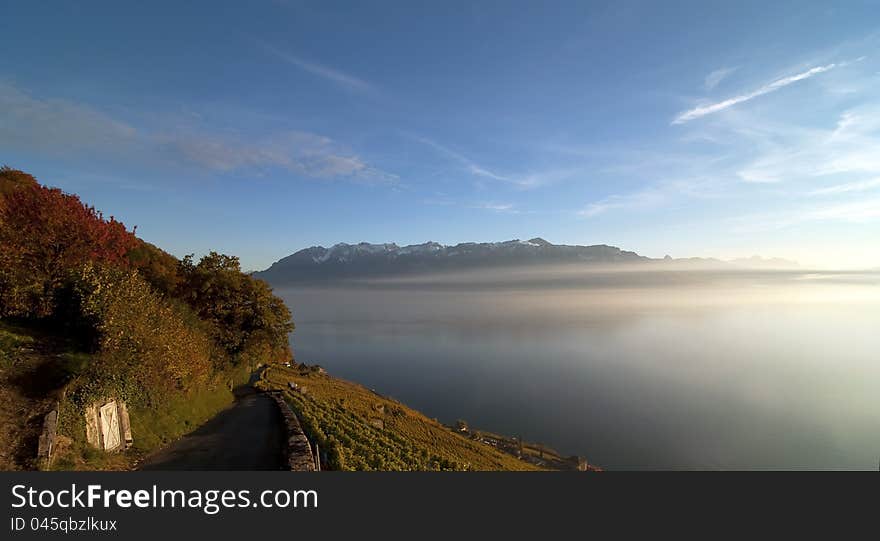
(139, 388, 285, 470)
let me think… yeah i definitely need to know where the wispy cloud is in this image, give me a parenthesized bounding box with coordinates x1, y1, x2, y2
(472, 202, 519, 213)
(735, 107, 880, 184)
(467, 164, 511, 183)
(578, 188, 665, 217)
(1, 81, 395, 184)
(423, 196, 524, 214)
(732, 196, 880, 232)
(165, 130, 397, 183)
(673, 63, 838, 124)
(808, 197, 880, 222)
(577, 174, 730, 219)
(808, 177, 880, 196)
(666, 52, 880, 242)
(410, 135, 511, 182)
(410, 135, 576, 189)
(255, 40, 374, 93)
(0, 82, 137, 155)
(704, 66, 738, 91)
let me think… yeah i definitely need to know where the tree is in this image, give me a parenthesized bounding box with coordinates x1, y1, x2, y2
(177, 252, 293, 364)
(126, 240, 182, 296)
(0, 174, 137, 317)
(0, 166, 38, 196)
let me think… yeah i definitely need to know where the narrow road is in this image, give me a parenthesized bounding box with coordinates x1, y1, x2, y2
(139, 387, 284, 470)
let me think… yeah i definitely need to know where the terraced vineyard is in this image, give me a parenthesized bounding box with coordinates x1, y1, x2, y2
(261, 365, 542, 471)
(285, 388, 465, 470)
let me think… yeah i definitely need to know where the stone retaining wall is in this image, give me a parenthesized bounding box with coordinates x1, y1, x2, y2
(267, 391, 315, 471)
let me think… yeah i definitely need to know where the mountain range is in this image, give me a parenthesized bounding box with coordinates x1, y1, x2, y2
(253, 238, 798, 285)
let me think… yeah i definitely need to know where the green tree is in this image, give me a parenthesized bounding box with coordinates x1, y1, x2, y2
(125, 241, 181, 296)
(177, 252, 293, 365)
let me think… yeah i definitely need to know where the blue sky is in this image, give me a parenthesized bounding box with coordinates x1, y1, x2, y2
(2, 0, 880, 269)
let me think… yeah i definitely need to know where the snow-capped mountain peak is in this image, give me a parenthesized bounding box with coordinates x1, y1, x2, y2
(257, 238, 648, 284)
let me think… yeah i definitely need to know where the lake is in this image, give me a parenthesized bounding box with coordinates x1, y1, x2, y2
(278, 268, 880, 470)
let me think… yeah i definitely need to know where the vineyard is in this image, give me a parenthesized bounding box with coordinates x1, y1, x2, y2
(285, 388, 466, 470)
(261, 365, 542, 471)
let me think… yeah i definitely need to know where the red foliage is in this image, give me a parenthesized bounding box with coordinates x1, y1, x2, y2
(0, 180, 138, 317)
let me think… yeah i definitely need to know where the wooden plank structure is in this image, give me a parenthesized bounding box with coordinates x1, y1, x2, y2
(85, 399, 133, 451)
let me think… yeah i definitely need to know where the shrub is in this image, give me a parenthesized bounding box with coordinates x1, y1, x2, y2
(66, 263, 212, 407)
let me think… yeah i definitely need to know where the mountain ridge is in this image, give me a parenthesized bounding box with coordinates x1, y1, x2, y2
(254, 238, 797, 284)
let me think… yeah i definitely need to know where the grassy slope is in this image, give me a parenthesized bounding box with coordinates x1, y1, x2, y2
(261, 365, 543, 471)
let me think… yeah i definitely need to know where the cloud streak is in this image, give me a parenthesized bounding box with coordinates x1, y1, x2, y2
(808, 177, 880, 196)
(255, 40, 374, 93)
(673, 63, 837, 124)
(732, 196, 880, 232)
(1, 81, 395, 184)
(0, 82, 137, 155)
(409, 135, 530, 187)
(734, 108, 880, 184)
(578, 188, 664, 217)
(410, 135, 512, 182)
(167, 130, 397, 184)
(472, 202, 519, 213)
(704, 67, 737, 91)
(410, 135, 577, 189)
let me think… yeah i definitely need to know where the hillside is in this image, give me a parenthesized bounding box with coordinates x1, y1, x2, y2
(258, 364, 593, 471)
(0, 167, 292, 470)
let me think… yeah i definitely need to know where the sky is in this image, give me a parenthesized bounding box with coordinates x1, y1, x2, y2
(2, 0, 880, 270)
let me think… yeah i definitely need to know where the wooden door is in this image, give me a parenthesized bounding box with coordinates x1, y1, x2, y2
(100, 401, 121, 450)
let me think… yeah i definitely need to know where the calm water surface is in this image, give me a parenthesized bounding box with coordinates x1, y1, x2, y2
(279, 271, 880, 469)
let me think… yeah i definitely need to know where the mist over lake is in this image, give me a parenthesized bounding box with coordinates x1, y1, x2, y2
(279, 267, 880, 470)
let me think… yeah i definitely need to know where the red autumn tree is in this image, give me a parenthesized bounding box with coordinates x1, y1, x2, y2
(0, 169, 138, 317)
